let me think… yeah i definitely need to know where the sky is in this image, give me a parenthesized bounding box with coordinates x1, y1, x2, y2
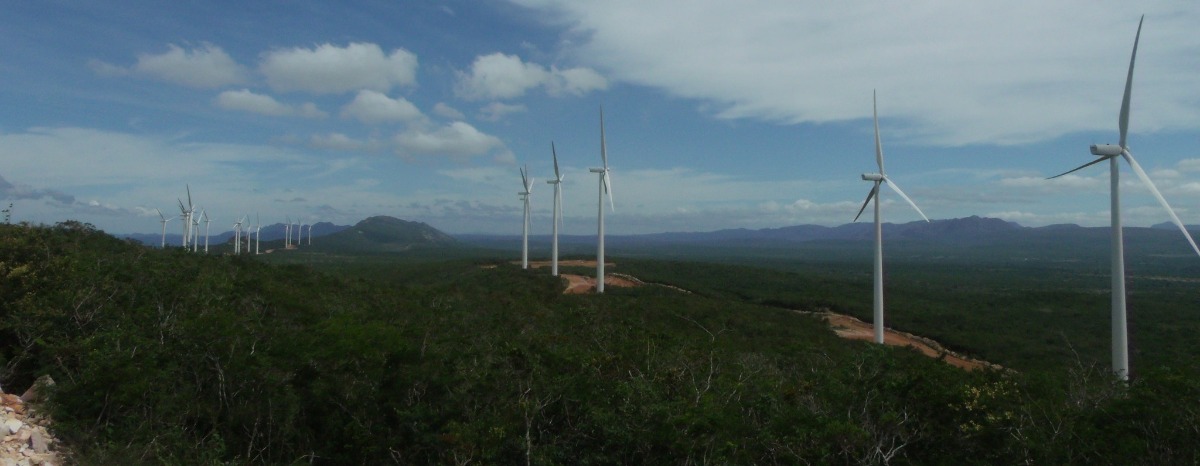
(3, 0, 1200, 236)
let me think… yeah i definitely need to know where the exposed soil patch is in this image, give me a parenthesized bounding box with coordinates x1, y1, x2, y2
(560, 273, 641, 294)
(802, 311, 997, 371)
(519, 260, 613, 269)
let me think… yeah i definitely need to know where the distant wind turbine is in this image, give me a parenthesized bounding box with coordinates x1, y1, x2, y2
(202, 210, 211, 253)
(589, 107, 615, 293)
(306, 223, 313, 245)
(233, 216, 246, 255)
(255, 214, 261, 254)
(1047, 16, 1200, 380)
(546, 142, 565, 277)
(285, 216, 292, 247)
(853, 91, 930, 344)
(156, 209, 174, 248)
(519, 165, 534, 269)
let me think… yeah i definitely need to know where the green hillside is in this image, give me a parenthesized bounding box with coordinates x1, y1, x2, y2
(2, 221, 1200, 464)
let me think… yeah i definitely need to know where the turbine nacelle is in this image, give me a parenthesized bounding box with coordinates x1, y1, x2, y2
(861, 173, 885, 182)
(1090, 144, 1124, 157)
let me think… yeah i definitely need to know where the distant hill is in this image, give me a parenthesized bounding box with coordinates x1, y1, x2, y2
(458, 215, 1200, 262)
(307, 216, 456, 253)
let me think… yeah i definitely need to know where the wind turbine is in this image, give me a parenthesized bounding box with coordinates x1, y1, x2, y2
(853, 91, 930, 344)
(178, 185, 195, 250)
(589, 107, 615, 293)
(519, 165, 534, 269)
(202, 210, 211, 253)
(233, 216, 246, 254)
(285, 216, 291, 247)
(191, 210, 201, 252)
(1047, 16, 1200, 380)
(306, 223, 313, 245)
(156, 209, 174, 248)
(546, 142, 565, 277)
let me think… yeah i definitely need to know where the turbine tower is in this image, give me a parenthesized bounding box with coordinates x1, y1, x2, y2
(156, 209, 174, 248)
(547, 142, 565, 277)
(519, 165, 534, 269)
(1047, 16, 1200, 380)
(202, 210, 211, 253)
(285, 216, 291, 247)
(306, 223, 313, 245)
(854, 91, 930, 344)
(589, 107, 615, 293)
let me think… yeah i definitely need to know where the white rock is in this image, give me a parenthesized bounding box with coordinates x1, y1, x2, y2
(4, 419, 22, 435)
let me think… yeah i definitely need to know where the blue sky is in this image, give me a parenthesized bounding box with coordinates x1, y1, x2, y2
(3, 1, 1200, 235)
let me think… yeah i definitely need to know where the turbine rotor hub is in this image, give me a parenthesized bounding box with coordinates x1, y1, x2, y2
(1090, 144, 1124, 157)
(861, 173, 885, 182)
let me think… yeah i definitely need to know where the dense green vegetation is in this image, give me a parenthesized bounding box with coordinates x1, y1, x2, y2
(3, 222, 1200, 464)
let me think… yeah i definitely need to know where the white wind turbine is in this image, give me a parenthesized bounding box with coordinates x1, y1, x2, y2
(1047, 16, 1200, 380)
(156, 209, 174, 248)
(177, 185, 195, 250)
(191, 209, 201, 252)
(853, 91, 930, 345)
(546, 142, 565, 277)
(284, 216, 292, 247)
(589, 107, 615, 293)
(293, 219, 301, 246)
(202, 210, 211, 253)
(233, 216, 246, 254)
(305, 223, 313, 245)
(519, 165, 534, 269)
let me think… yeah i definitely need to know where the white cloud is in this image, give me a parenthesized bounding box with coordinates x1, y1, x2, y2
(512, 1, 1200, 146)
(547, 66, 608, 96)
(91, 43, 247, 88)
(479, 102, 527, 121)
(215, 89, 327, 118)
(456, 53, 606, 100)
(259, 42, 418, 94)
(433, 102, 466, 120)
(394, 122, 504, 157)
(340, 90, 424, 123)
(309, 133, 378, 152)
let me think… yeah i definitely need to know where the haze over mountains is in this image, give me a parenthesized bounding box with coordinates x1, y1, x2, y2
(113, 215, 1200, 264)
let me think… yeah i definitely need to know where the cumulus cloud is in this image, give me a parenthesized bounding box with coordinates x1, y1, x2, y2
(511, 1, 1200, 146)
(340, 90, 424, 123)
(0, 174, 76, 204)
(215, 89, 327, 118)
(309, 133, 378, 152)
(394, 121, 503, 157)
(260, 42, 418, 94)
(90, 43, 247, 88)
(456, 53, 607, 100)
(433, 102, 466, 120)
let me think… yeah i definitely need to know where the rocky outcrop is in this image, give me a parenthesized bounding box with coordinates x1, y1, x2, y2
(1, 377, 63, 466)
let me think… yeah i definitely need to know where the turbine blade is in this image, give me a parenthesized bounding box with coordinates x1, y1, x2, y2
(600, 106, 609, 170)
(520, 165, 529, 189)
(884, 177, 930, 222)
(854, 184, 879, 222)
(1119, 15, 1143, 149)
(874, 90, 884, 174)
(157, 208, 164, 220)
(552, 141, 561, 179)
(1123, 151, 1200, 257)
(186, 184, 193, 208)
(603, 172, 614, 211)
(1047, 157, 1109, 179)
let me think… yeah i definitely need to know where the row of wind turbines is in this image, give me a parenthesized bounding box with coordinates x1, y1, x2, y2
(154, 186, 317, 255)
(519, 17, 1198, 380)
